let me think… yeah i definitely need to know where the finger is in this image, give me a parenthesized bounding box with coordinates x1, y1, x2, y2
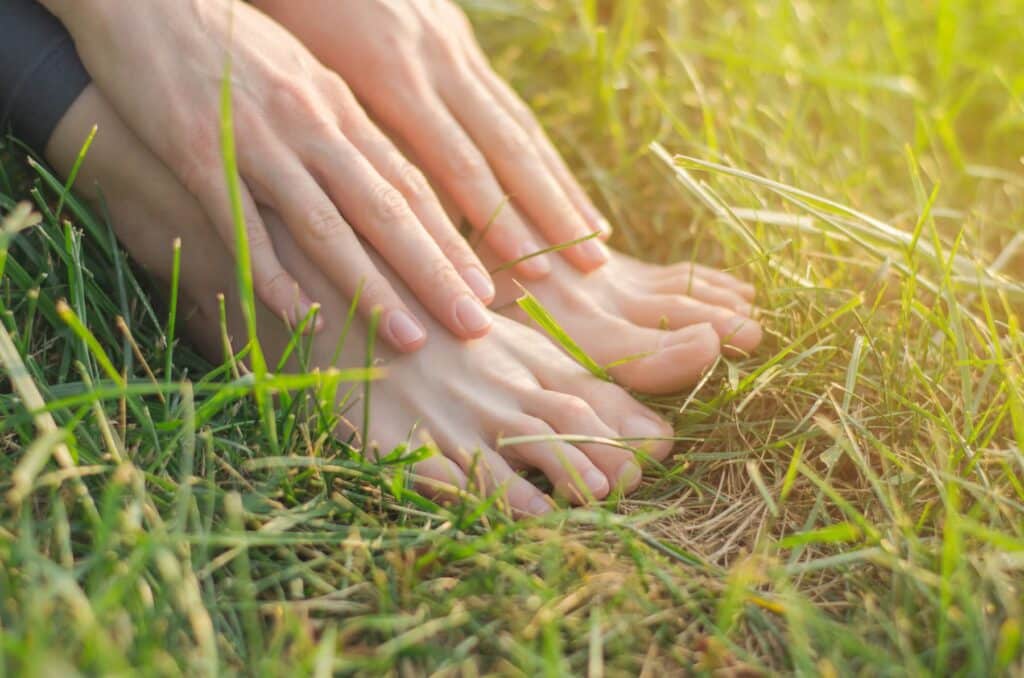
(438, 68, 609, 272)
(343, 116, 496, 304)
(463, 44, 613, 240)
(183, 159, 319, 329)
(376, 86, 553, 279)
(503, 416, 610, 503)
(303, 131, 493, 342)
(524, 391, 642, 493)
(252, 155, 428, 352)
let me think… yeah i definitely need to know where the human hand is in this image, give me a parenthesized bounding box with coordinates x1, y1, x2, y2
(255, 0, 612, 279)
(43, 0, 496, 350)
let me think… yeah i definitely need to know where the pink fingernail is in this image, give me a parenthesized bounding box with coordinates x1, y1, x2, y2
(577, 238, 609, 267)
(455, 294, 492, 335)
(461, 267, 495, 303)
(584, 205, 613, 236)
(386, 310, 426, 349)
(516, 242, 551, 277)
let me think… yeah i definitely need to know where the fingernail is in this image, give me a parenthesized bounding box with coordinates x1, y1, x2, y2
(585, 205, 613, 236)
(292, 297, 321, 330)
(455, 294, 492, 335)
(461, 267, 495, 303)
(659, 322, 715, 349)
(735, 302, 755, 317)
(583, 469, 609, 496)
(576, 238, 609, 268)
(528, 495, 553, 515)
(386, 310, 426, 348)
(614, 460, 643, 490)
(516, 241, 551, 277)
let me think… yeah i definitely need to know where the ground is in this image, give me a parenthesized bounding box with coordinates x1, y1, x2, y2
(1, 0, 1023, 675)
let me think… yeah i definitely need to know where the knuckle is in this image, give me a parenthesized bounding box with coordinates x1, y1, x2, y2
(244, 220, 271, 249)
(368, 183, 412, 224)
(495, 123, 531, 157)
(445, 142, 486, 181)
(394, 160, 432, 201)
(258, 268, 294, 301)
(270, 81, 335, 132)
(305, 205, 346, 241)
(425, 256, 458, 287)
(356, 275, 391, 308)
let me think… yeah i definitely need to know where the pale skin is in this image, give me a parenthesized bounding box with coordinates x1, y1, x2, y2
(46, 85, 683, 515)
(38, 2, 763, 513)
(253, 0, 762, 393)
(40, 0, 507, 351)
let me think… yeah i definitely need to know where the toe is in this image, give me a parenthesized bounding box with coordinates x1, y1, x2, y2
(446, 443, 555, 518)
(606, 322, 722, 394)
(625, 294, 763, 356)
(411, 454, 468, 503)
(531, 368, 676, 465)
(498, 415, 611, 503)
(524, 391, 644, 492)
(651, 261, 757, 302)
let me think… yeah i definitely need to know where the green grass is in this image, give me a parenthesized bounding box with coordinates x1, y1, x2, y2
(2, 0, 1023, 674)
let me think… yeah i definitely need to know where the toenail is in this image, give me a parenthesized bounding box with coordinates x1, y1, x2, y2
(528, 495, 553, 515)
(583, 469, 609, 495)
(624, 415, 668, 442)
(461, 266, 495, 303)
(614, 460, 643, 490)
(455, 294, 492, 335)
(386, 310, 426, 348)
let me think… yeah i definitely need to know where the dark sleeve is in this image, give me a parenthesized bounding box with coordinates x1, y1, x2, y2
(0, 0, 91, 152)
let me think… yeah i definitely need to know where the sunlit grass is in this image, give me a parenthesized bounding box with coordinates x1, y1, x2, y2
(1, 0, 1022, 674)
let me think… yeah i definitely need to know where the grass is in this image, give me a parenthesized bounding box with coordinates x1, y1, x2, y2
(1, 0, 1023, 674)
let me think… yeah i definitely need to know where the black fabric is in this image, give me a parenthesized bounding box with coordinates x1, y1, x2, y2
(0, 0, 91, 151)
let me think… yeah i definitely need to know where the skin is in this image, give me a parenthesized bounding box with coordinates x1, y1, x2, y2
(45, 85, 688, 517)
(254, 0, 613, 276)
(254, 0, 762, 393)
(40, 0, 501, 352)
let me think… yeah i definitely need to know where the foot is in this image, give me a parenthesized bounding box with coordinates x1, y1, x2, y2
(45, 85, 676, 516)
(483, 243, 763, 395)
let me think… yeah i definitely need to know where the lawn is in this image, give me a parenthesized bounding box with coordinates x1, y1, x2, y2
(2, 0, 1023, 674)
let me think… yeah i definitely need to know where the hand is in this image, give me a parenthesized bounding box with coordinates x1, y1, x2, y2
(255, 0, 612, 279)
(43, 0, 496, 351)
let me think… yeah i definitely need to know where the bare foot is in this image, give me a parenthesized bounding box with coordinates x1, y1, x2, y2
(45, 85, 676, 516)
(480, 242, 763, 395)
(387, 133, 763, 395)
